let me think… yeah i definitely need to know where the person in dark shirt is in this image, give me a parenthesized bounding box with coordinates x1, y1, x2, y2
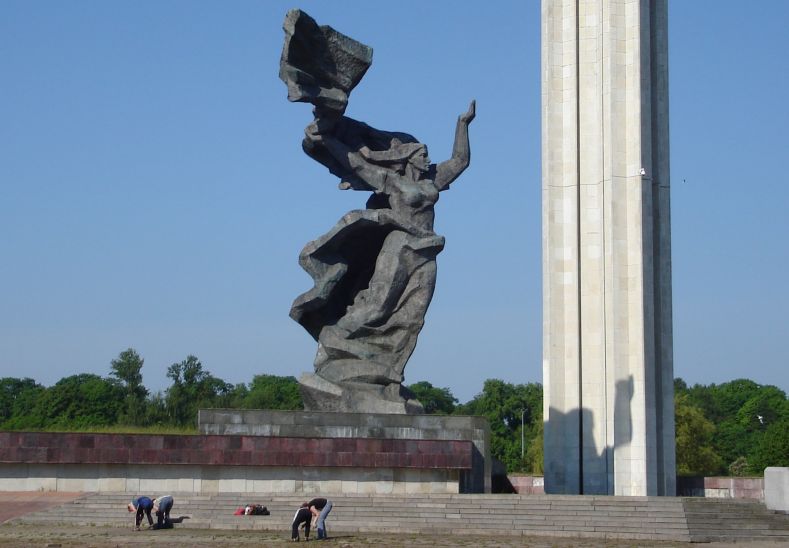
(127, 496, 153, 530)
(308, 497, 333, 540)
(291, 502, 311, 541)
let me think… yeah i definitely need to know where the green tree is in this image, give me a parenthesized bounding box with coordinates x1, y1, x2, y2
(682, 379, 789, 475)
(525, 419, 544, 474)
(749, 417, 789, 472)
(225, 383, 251, 408)
(735, 385, 787, 431)
(0, 377, 46, 429)
(684, 379, 760, 426)
(143, 392, 170, 427)
(165, 355, 233, 426)
(456, 379, 543, 473)
(110, 348, 149, 425)
(715, 379, 763, 419)
(712, 380, 765, 467)
(406, 381, 457, 414)
(714, 419, 749, 471)
(11, 374, 124, 430)
(240, 374, 303, 410)
(0, 377, 42, 423)
(728, 456, 750, 477)
(675, 393, 723, 476)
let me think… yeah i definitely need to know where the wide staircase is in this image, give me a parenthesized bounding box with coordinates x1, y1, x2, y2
(10, 492, 789, 543)
(683, 497, 789, 543)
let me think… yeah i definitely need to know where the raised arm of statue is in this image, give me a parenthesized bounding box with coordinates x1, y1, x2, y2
(434, 100, 475, 192)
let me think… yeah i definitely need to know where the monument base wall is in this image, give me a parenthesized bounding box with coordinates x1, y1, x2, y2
(507, 475, 768, 499)
(677, 476, 764, 500)
(508, 474, 545, 494)
(0, 430, 472, 495)
(0, 463, 459, 494)
(198, 409, 492, 493)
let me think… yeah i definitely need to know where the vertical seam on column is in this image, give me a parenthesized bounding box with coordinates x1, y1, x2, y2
(649, 0, 665, 495)
(575, 0, 584, 495)
(601, 0, 610, 496)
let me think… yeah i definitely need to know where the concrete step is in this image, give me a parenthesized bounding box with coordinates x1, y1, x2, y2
(12, 492, 789, 543)
(681, 497, 789, 542)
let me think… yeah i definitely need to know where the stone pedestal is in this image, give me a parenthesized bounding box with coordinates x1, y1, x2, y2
(765, 467, 789, 513)
(298, 373, 424, 415)
(198, 409, 491, 493)
(541, 0, 675, 495)
(0, 429, 479, 494)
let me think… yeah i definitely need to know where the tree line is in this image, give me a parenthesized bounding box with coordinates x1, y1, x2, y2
(0, 349, 301, 432)
(674, 378, 789, 477)
(1, 348, 787, 476)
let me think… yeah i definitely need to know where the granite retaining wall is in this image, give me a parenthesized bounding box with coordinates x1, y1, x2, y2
(0, 431, 472, 494)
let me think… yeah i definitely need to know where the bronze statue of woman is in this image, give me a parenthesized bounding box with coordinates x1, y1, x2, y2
(280, 10, 474, 413)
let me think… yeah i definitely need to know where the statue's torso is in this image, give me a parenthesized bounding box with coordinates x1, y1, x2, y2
(384, 176, 439, 232)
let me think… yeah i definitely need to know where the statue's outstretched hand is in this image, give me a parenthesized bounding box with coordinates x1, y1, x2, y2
(460, 100, 476, 124)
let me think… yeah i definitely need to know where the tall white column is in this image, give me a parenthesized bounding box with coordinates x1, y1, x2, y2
(541, 0, 675, 496)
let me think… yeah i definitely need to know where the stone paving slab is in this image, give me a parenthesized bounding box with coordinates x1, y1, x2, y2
(0, 492, 84, 524)
(9, 523, 781, 547)
(0, 523, 661, 547)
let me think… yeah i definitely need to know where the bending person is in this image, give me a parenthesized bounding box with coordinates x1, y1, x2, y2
(291, 502, 312, 541)
(127, 496, 153, 530)
(152, 495, 174, 529)
(308, 497, 333, 540)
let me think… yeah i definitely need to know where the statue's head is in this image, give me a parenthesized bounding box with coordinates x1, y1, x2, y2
(407, 145, 431, 174)
(360, 140, 429, 175)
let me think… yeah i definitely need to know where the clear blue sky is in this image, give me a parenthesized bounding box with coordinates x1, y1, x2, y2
(1, 1, 787, 403)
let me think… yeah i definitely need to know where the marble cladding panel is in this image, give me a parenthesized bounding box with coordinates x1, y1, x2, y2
(507, 474, 546, 495)
(0, 432, 472, 471)
(197, 413, 490, 450)
(676, 476, 765, 501)
(0, 464, 460, 494)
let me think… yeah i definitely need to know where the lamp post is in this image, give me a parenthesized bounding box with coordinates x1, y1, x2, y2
(521, 408, 526, 459)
